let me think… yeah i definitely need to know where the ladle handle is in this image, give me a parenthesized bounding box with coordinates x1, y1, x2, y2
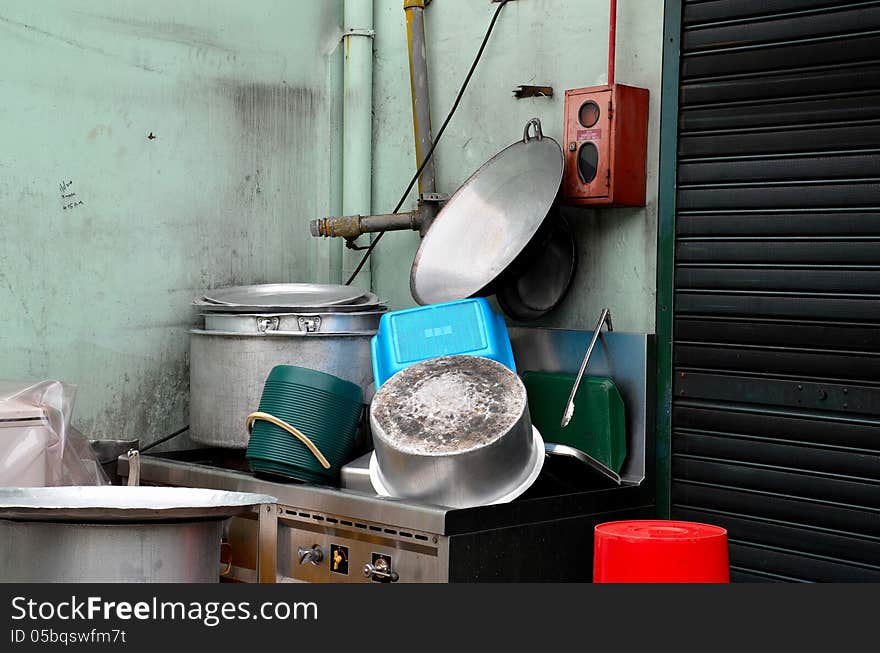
(523, 118, 544, 142)
(561, 308, 613, 428)
(126, 449, 140, 487)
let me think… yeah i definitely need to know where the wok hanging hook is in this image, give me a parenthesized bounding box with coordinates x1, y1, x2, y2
(523, 117, 544, 142)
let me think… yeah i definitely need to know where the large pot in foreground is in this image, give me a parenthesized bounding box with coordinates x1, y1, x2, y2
(0, 486, 275, 583)
(190, 313, 379, 449)
(369, 356, 544, 509)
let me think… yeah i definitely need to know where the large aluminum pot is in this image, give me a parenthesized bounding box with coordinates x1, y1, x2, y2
(190, 310, 380, 449)
(0, 486, 275, 582)
(369, 356, 544, 509)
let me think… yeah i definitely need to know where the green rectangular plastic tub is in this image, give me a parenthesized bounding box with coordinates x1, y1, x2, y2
(521, 371, 626, 473)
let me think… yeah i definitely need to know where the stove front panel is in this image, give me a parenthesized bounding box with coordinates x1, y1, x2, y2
(225, 507, 448, 583)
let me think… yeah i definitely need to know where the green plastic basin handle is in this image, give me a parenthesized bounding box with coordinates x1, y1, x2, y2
(246, 411, 332, 470)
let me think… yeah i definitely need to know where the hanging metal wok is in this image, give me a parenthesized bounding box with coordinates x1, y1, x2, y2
(410, 118, 564, 305)
(496, 210, 578, 321)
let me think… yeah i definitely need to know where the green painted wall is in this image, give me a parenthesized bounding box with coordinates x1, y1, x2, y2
(366, 0, 664, 333)
(1, 0, 664, 444)
(0, 1, 343, 443)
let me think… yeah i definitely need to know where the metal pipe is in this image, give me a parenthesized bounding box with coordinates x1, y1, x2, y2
(310, 212, 420, 240)
(608, 0, 617, 86)
(404, 0, 439, 235)
(341, 0, 375, 283)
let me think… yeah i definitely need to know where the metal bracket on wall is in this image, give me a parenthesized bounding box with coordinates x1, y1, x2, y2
(341, 28, 375, 40)
(513, 85, 554, 98)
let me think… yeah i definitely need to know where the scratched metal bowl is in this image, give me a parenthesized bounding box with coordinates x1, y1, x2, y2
(368, 356, 544, 509)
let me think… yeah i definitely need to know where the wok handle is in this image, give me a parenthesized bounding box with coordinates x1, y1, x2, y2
(523, 117, 544, 142)
(245, 411, 332, 470)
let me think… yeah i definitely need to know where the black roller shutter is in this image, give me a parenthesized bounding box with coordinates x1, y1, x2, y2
(672, 0, 880, 581)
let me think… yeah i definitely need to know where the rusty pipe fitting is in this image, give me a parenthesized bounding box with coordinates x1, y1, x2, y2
(310, 212, 421, 239)
(404, 0, 438, 235)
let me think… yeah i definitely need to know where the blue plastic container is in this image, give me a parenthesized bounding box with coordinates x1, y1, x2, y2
(371, 297, 516, 388)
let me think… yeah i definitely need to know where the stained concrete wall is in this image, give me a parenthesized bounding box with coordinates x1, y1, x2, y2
(0, 1, 343, 443)
(367, 0, 664, 333)
(1, 0, 664, 443)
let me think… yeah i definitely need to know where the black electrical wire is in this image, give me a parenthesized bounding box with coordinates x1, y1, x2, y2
(345, 0, 510, 286)
(141, 425, 189, 453)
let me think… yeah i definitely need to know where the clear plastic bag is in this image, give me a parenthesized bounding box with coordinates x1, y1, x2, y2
(0, 380, 108, 486)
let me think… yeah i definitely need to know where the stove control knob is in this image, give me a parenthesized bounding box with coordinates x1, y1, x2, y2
(363, 558, 399, 583)
(297, 545, 324, 566)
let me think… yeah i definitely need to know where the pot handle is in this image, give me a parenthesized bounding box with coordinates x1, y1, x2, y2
(245, 411, 332, 470)
(126, 449, 140, 487)
(220, 540, 233, 577)
(523, 117, 544, 142)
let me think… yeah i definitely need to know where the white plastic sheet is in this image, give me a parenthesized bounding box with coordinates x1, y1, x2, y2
(0, 380, 107, 486)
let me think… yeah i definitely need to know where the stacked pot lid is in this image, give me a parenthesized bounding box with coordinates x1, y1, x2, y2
(193, 283, 387, 336)
(194, 283, 385, 315)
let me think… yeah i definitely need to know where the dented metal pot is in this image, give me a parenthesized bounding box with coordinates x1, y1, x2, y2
(368, 356, 545, 509)
(190, 327, 378, 449)
(189, 284, 384, 449)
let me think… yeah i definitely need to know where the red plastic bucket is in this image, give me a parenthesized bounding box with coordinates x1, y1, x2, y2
(593, 520, 730, 583)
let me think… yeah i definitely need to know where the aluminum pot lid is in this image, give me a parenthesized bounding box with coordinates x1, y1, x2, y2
(194, 292, 384, 313)
(0, 486, 277, 522)
(199, 283, 369, 308)
(410, 118, 564, 305)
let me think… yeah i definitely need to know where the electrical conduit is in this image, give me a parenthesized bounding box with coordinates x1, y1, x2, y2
(339, 0, 375, 285)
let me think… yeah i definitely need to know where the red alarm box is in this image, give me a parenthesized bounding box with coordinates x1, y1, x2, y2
(562, 84, 649, 206)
